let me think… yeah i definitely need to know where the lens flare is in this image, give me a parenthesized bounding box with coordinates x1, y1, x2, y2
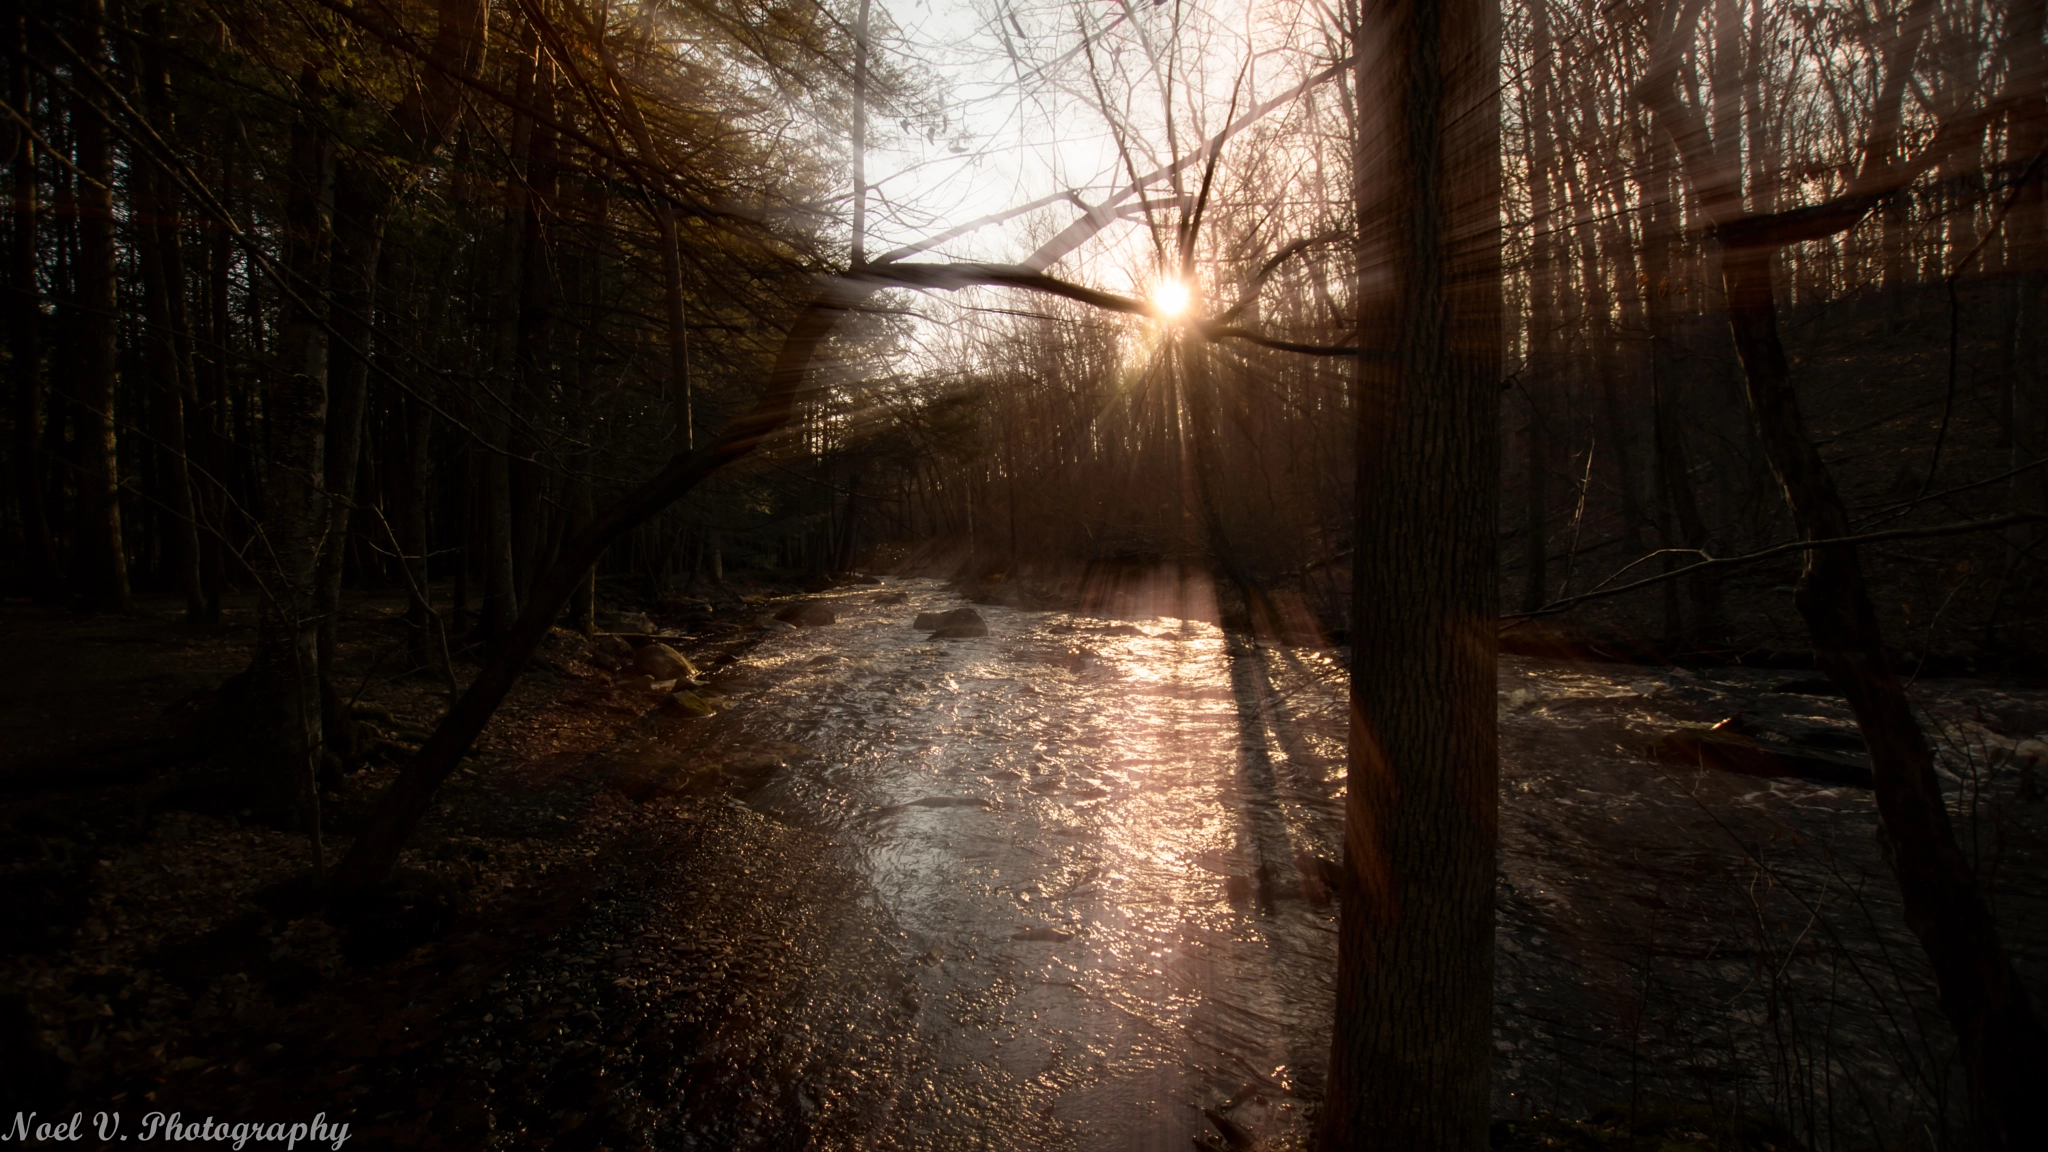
(1151, 278, 1191, 318)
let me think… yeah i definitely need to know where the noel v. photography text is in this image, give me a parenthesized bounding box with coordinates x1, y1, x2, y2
(4, 1112, 349, 1149)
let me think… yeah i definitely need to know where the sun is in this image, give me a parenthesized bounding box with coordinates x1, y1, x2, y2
(1150, 277, 1191, 319)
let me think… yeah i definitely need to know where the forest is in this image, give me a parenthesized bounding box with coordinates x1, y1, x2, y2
(1, 0, 2043, 1148)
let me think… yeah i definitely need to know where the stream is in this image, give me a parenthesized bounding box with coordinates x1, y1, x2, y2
(468, 574, 2046, 1151)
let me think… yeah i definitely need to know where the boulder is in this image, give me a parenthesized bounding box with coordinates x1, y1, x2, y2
(920, 607, 987, 638)
(775, 600, 837, 627)
(597, 611, 654, 634)
(666, 691, 717, 718)
(633, 642, 698, 682)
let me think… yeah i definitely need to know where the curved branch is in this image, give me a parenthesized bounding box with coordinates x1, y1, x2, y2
(851, 262, 1372, 355)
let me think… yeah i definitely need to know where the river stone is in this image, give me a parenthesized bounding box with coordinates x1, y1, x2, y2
(921, 607, 987, 638)
(775, 600, 837, 627)
(633, 642, 697, 681)
(598, 611, 654, 633)
(666, 691, 717, 717)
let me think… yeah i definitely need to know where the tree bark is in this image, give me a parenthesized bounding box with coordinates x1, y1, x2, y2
(1640, 131, 1722, 643)
(312, 164, 388, 745)
(1519, 0, 1556, 613)
(242, 66, 335, 836)
(1319, 0, 1501, 1143)
(71, 0, 130, 613)
(402, 389, 436, 664)
(2006, 0, 2046, 567)
(131, 11, 205, 620)
(476, 23, 537, 641)
(6, 4, 57, 598)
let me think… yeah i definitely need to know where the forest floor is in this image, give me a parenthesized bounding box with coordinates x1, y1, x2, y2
(3, 576, 2046, 1152)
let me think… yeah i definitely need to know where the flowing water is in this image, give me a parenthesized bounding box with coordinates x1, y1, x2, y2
(506, 574, 2045, 1150)
(702, 573, 1348, 1150)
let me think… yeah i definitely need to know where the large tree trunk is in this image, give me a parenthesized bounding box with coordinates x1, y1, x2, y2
(71, 0, 130, 614)
(1319, 0, 1502, 1144)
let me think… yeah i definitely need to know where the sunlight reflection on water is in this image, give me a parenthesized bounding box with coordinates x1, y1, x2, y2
(725, 573, 1346, 1150)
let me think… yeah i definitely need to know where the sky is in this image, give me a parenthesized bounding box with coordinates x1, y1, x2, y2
(842, 0, 1348, 294)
